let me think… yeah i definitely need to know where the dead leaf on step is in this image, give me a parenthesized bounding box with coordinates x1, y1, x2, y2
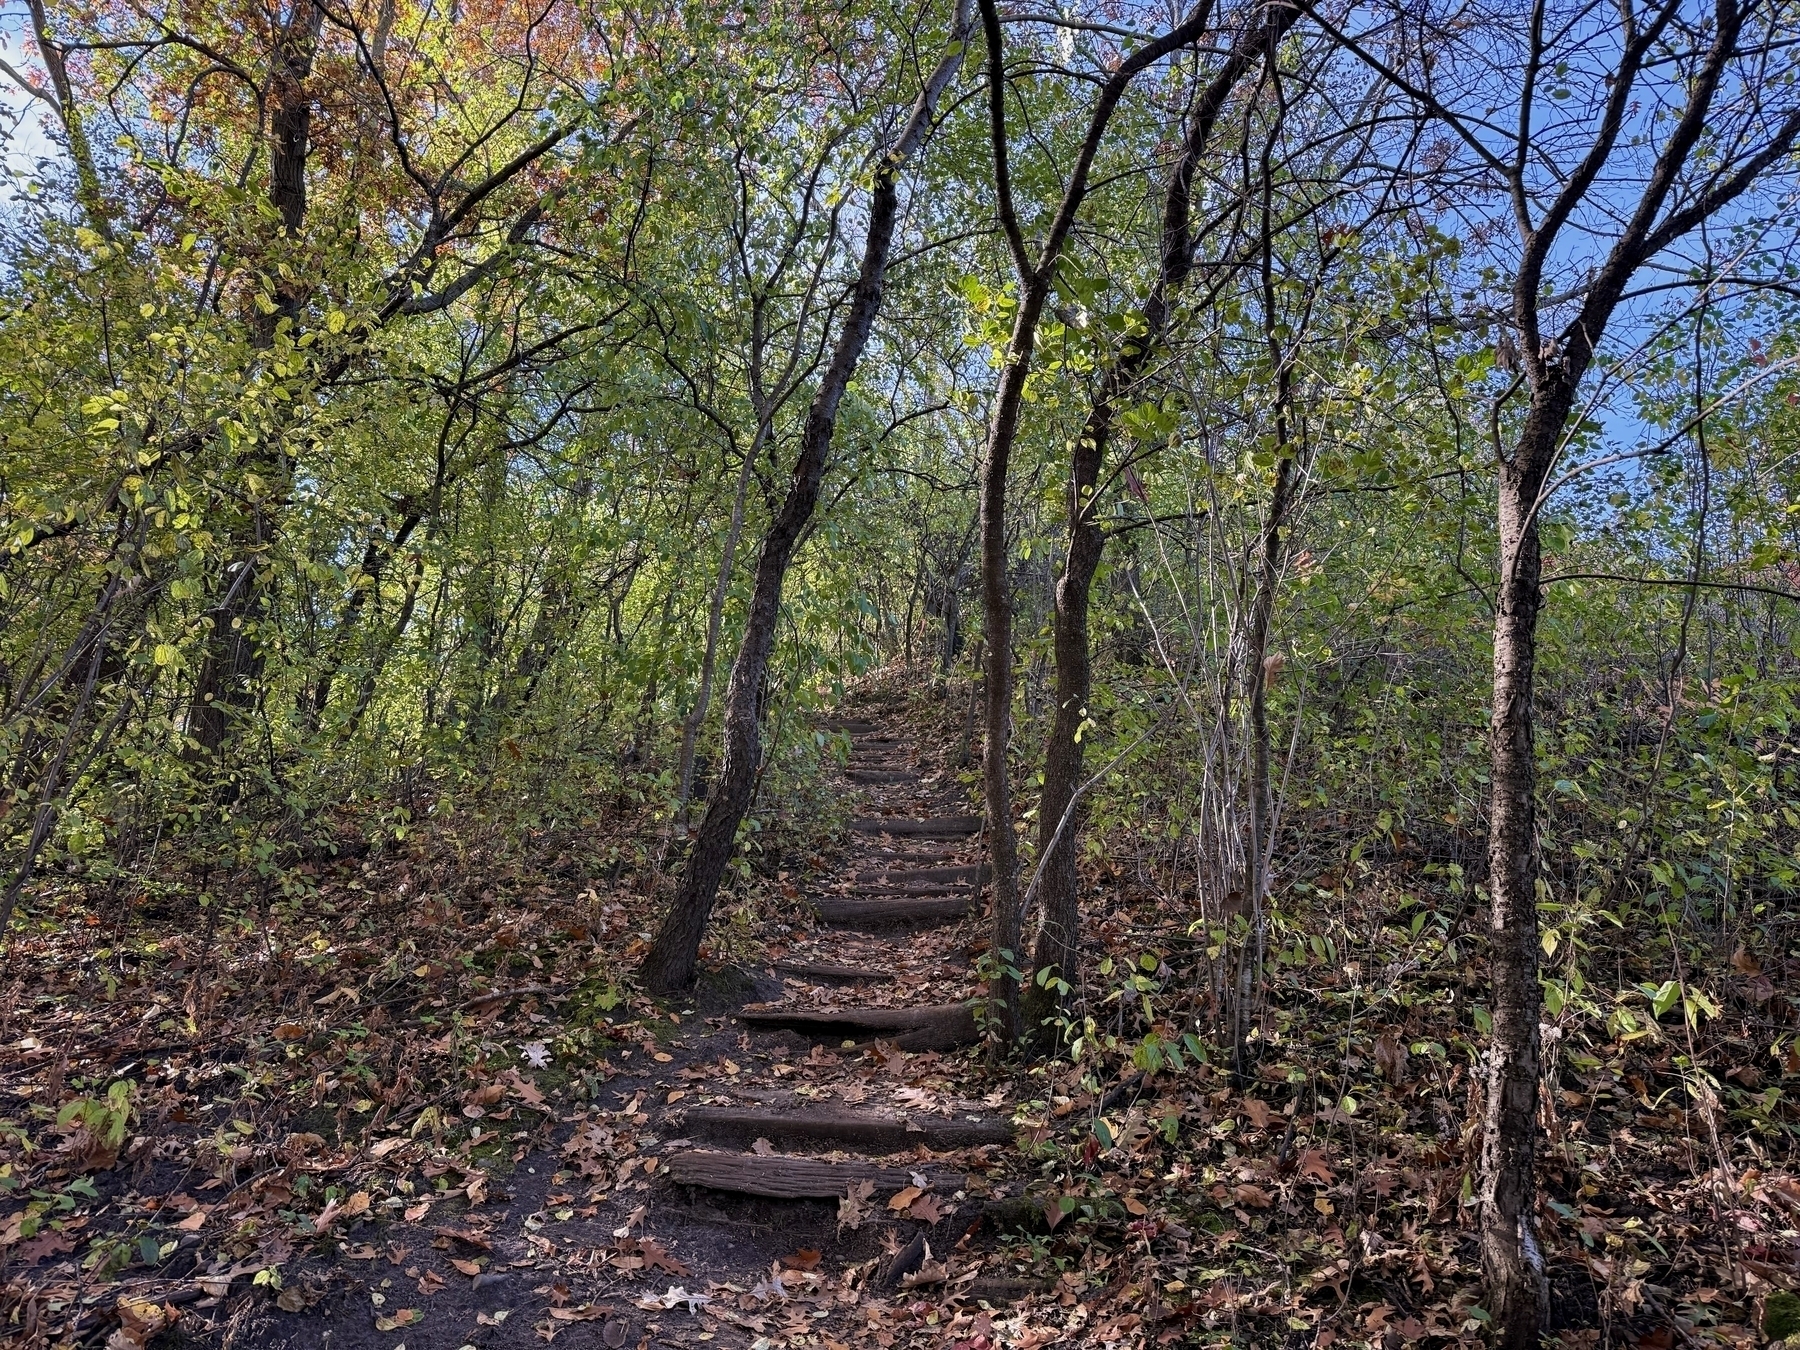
(901, 1258, 949, 1288)
(751, 1137, 776, 1156)
(888, 1185, 923, 1212)
(782, 1248, 822, 1270)
(839, 1179, 876, 1231)
(548, 1305, 606, 1321)
(908, 1193, 947, 1223)
(316, 1190, 370, 1230)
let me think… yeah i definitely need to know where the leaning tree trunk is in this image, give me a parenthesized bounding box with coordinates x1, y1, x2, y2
(639, 3, 974, 993)
(1017, 0, 1301, 1047)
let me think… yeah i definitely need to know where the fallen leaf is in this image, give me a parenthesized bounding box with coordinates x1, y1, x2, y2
(782, 1248, 823, 1270)
(451, 1257, 483, 1276)
(432, 1227, 492, 1252)
(839, 1179, 875, 1231)
(1373, 1032, 1410, 1083)
(1242, 1098, 1271, 1129)
(1298, 1148, 1335, 1186)
(373, 1308, 420, 1331)
(901, 1259, 949, 1287)
(909, 1194, 947, 1224)
(888, 1185, 923, 1212)
(548, 1306, 606, 1322)
(1232, 1184, 1273, 1209)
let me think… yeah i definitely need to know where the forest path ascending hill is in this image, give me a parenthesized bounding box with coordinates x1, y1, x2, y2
(269, 692, 1032, 1350)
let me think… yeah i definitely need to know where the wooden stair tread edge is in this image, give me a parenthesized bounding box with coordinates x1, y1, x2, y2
(771, 959, 897, 984)
(736, 1001, 980, 1050)
(813, 895, 974, 928)
(661, 1150, 969, 1200)
(675, 1105, 1014, 1151)
(737, 1001, 975, 1028)
(854, 864, 989, 883)
(851, 815, 982, 835)
(821, 882, 973, 898)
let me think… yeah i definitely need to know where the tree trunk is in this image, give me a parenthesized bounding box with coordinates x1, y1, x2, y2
(676, 438, 759, 825)
(1232, 448, 1295, 1073)
(184, 0, 324, 757)
(975, 300, 1042, 1041)
(1016, 0, 1300, 1046)
(639, 4, 973, 992)
(1018, 410, 1102, 1041)
(1479, 415, 1556, 1347)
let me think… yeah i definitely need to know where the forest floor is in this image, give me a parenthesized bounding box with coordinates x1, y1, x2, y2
(0, 677, 1793, 1350)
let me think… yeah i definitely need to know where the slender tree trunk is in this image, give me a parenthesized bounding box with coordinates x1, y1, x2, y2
(1017, 0, 1300, 1045)
(1479, 409, 1557, 1345)
(972, 0, 1211, 1043)
(676, 437, 760, 825)
(1017, 417, 1102, 1040)
(639, 5, 974, 992)
(1232, 447, 1295, 1071)
(185, 0, 324, 757)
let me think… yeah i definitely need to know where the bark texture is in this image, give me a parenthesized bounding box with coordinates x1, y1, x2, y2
(1019, 0, 1299, 1045)
(639, 3, 974, 992)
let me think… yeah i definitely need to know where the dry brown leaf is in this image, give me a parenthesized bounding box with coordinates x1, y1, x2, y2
(1242, 1098, 1271, 1129)
(1233, 1183, 1273, 1208)
(888, 1185, 923, 1212)
(908, 1193, 946, 1223)
(838, 1179, 876, 1231)
(1298, 1148, 1335, 1186)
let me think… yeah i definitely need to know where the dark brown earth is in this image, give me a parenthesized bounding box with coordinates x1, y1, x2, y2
(1, 695, 1047, 1350)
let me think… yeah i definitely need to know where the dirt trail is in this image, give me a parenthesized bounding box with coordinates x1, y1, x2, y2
(257, 696, 1027, 1349)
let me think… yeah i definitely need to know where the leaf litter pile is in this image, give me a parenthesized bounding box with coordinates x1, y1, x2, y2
(1, 699, 1794, 1348)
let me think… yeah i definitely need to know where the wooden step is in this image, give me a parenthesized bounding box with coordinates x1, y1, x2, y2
(846, 882, 972, 898)
(855, 864, 987, 885)
(814, 894, 973, 928)
(772, 960, 894, 985)
(852, 815, 982, 837)
(846, 769, 918, 784)
(676, 1106, 1013, 1153)
(662, 1151, 966, 1199)
(820, 718, 880, 733)
(735, 1002, 980, 1050)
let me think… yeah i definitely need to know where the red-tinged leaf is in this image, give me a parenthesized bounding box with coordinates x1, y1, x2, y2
(640, 1238, 690, 1276)
(1298, 1148, 1335, 1186)
(13, 1230, 76, 1265)
(782, 1248, 823, 1270)
(432, 1227, 492, 1252)
(1232, 1183, 1272, 1209)
(908, 1193, 946, 1224)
